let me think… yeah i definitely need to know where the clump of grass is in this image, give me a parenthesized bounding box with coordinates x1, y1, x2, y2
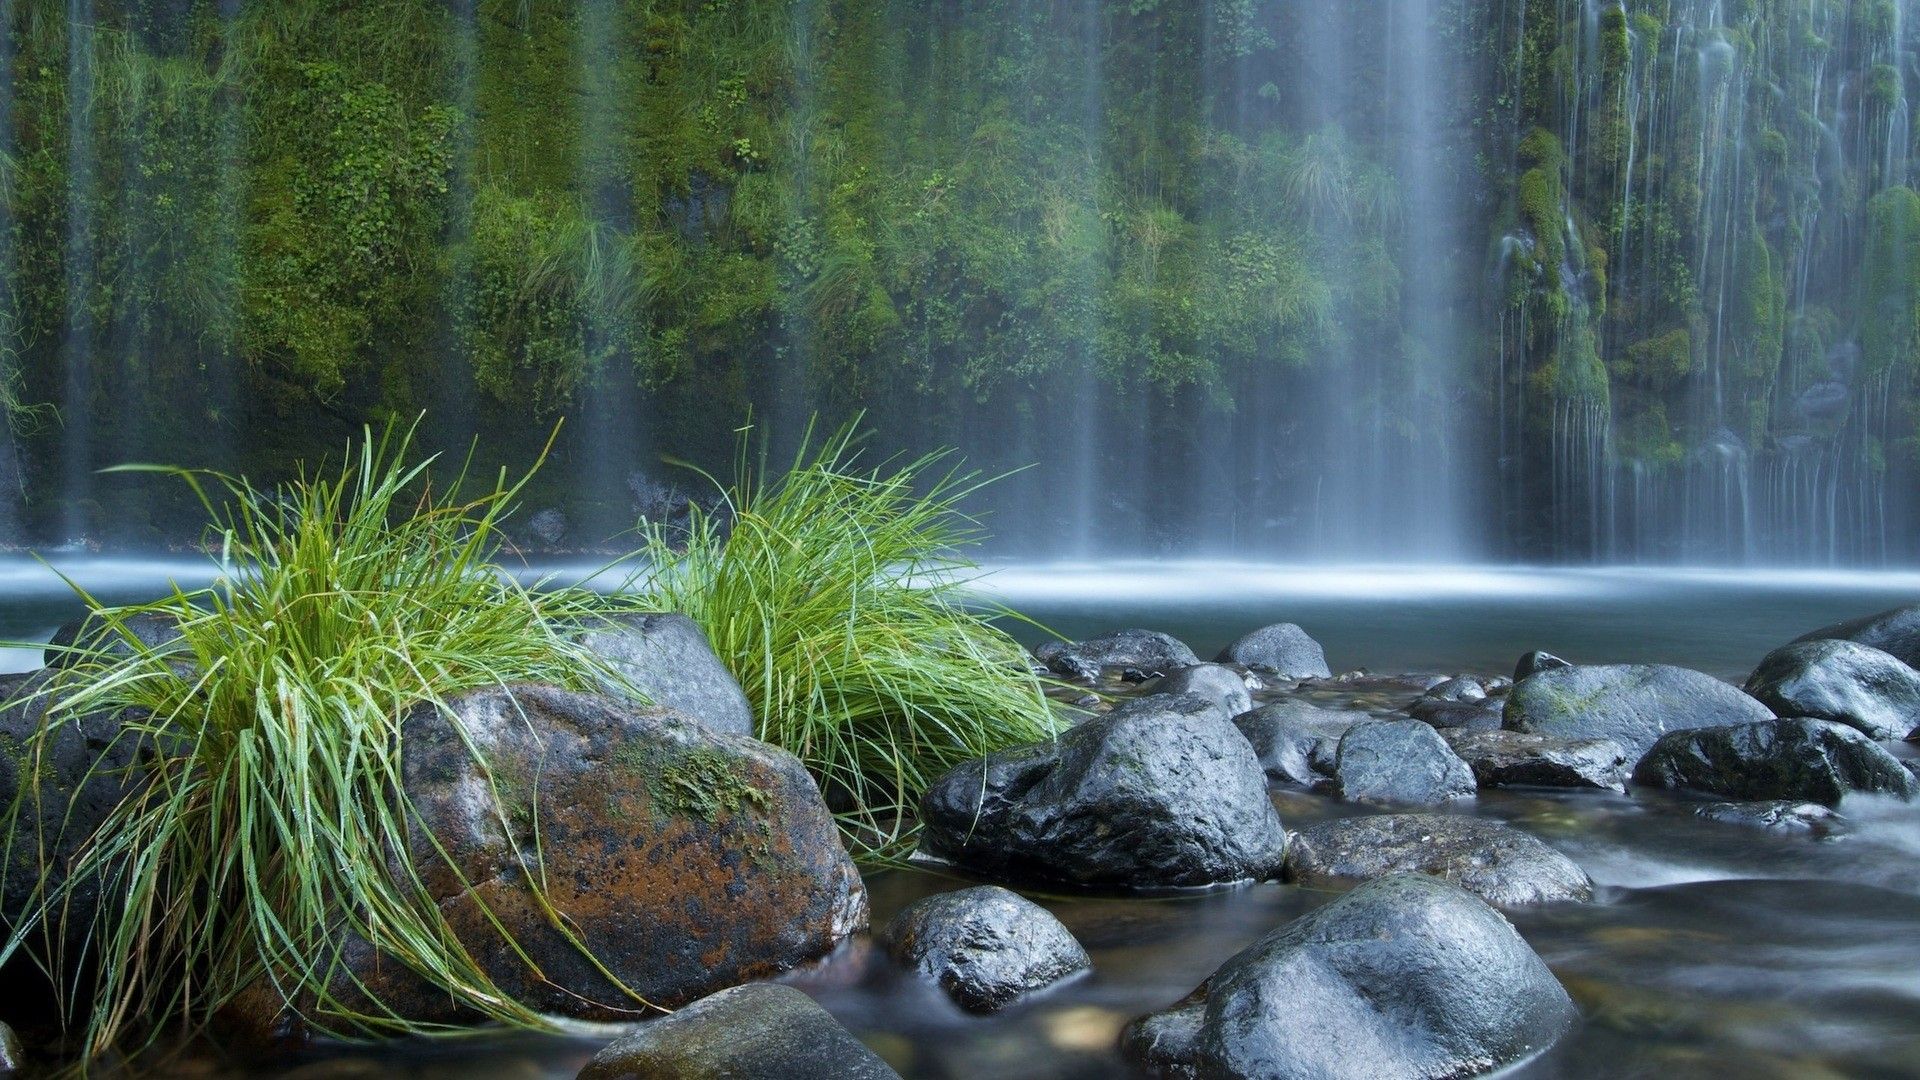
(635, 421, 1063, 858)
(1, 422, 650, 1062)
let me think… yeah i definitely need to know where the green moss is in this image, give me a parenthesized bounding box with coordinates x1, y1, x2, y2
(613, 740, 771, 824)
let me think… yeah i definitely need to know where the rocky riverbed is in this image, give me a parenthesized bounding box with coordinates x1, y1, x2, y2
(4, 593, 1920, 1078)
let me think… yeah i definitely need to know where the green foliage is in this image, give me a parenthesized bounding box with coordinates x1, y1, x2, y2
(633, 420, 1061, 859)
(1864, 186, 1920, 379)
(0, 422, 654, 1057)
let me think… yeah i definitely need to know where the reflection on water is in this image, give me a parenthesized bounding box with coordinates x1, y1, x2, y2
(1, 558, 1918, 1077)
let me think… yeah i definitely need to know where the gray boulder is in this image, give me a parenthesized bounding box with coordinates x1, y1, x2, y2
(1693, 801, 1840, 834)
(1216, 622, 1331, 679)
(1285, 814, 1593, 906)
(1121, 874, 1576, 1080)
(881, 886, 1090, 1011)
(1230, 701, 1367, 786)
(1794, 603, 1920, 668)
(1444, 729, 1631, 791)
(1408, 697, 1504, 731)
(1330, 721, 1476, 806)
(1632, 717, 1919, 808)
(1147, 663, 1253, 719)
(1035, 629, 1199, 684)
(1744, 639, 1920, 740)
(1514, 650, 1571, 681)
(576, 613, 755, 737)
(577, 983, 900, 1080)
(917, 701, 1288, 889)
(1424, 676, 1487, 703)
(1505, 663, 1773, 758)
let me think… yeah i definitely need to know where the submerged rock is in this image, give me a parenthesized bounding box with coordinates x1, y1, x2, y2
(1504, 663, 1773, 758)
(1632, 717, 1919, 808)
(1147, 663, 1253, 719)
(1330, 720, 1476, 806)
(1035, 629, 1199, 684)
(1744, 639, 1920, 740)
(918, 700, 1287, 889)
(1693, 801, 1840, 834)
(342, 684, 866, 1023)
(1231, 700, 1367, 786)
(1121, 874, 1576, 1080)
(1445, 729, 1630, 791)
(1285, 814, 1593, 906)
(1215, 623, 1331, 679)
(881, 886, 1090, 1012)
(575, 612, 755, 737)
(1514, 650, 1572, 681)
(44, 610, 184, 670)
(1794, 603, 1920, 669)
(577, 983, 900, 1080)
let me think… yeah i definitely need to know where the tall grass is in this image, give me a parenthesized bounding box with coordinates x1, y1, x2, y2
(1, 423, 649, 1061)
(635, 422, 1062, 858)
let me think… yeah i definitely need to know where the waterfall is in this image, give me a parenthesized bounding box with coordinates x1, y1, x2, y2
(61, 0, 95, 542)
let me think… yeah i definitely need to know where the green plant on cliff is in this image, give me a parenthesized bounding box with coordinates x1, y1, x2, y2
(634, 420, 1062, 859)
(0, 422, 652, 1061)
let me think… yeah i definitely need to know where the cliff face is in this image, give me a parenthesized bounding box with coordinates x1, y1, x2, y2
(0, 1, 1912, 560)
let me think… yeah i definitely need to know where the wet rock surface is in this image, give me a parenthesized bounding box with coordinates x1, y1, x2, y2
(918, 700, 1288, 889)
(1121, 874, 1577, 1080)
(1230, 700, 1368, 786)
(1795, 603, 1920, 669)
(342, 684, 868, 1023)
(1744, 638, 1920, 740)
(0, 1021, 19, 1075)
(576, 612, 756, 737)
(1445, 728, 1631, 791)
(1693, 800, 1841, 834)
(1407, 696, 1504, 731)
(1285, 813, 1593, 905)
(1035, 629, 1199, 683)
(1632, 717, 1920, 807)
(1505, 663, 1773, 758)
(1215, 622, 1331, 679)
(881, 885, 1090, 1012)
(577, 983, 901, 1080)
(1514, 650, 1571, 680)
(1330, 720, 1477, 806)
(1146, 663, 1252, 718)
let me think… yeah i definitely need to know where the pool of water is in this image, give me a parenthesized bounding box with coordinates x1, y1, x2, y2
(2, 557, 1918, 1078)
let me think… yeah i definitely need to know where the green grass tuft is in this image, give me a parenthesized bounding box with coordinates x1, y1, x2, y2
(634, 420, 1064, 860)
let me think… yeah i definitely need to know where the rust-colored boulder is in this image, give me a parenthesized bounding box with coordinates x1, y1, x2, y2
(337, 684, 868, 1024)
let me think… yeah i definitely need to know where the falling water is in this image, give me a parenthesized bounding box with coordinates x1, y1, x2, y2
(61, 0, 95, 541)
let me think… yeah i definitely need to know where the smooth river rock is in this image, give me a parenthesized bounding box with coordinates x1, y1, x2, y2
(1231, 700, 1368, 786)
(1513, 650, 1572, 681)
(1444, 729, 1631, 791)
(918, 701, 1288, 889)
(1693, 800, 1841, 834)
(881, 885, 1090, 1011)
(1424, 676, 1487, 703)
(0, 1020, 20, 1075)
(1744, 639, 1920, 740)
(1215, 622, 1331, 679)
(1794, 603, 1920, 669)
(1330, 720, 1477, 806)
(1147, 663, 1253, 719)
(1035, 629, 1199, 683)
(1121, 874, 1577, 1080)
(1632, 717, 1919, 807)
(1505, 663, 1773, 758)
(337, 684, 867, 1023)
(578, 983, 900, 1080)
(576, 612, 756, 737)
(1407, 696, 1504, 732)
(1285, 814, 1593, 906)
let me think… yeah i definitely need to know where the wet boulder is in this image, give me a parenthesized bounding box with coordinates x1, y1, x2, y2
(575, 613, 755, 737)
(1513, 650, 1571, 681)
(1794, 603, 1920, 669)
(1632, 717, 1919, 808)
(1424, 676, 1487, 703)
(340, 684, 867, 1023)
(1121, 874, 1576, 1080)
(1444, 729, 1630, 791)
(577, 983, 900, 1080)
(1744, 639, 1920, 741)
(1285, 814, 1592, 906)
(1105, 690, 1232, 727)
(44, 610, 185, 670)
(1330, 720, 1476, 806)
(881, 886, 1090, 1012)
(1504, 663, 1773, 758)
(1408, 697, 1504, 732)
(1230, 700, 1367, 786)
(1035, 629, 1199, 684)
(1215, 623, 1331, 679)
(1147, 663, 1253, 719)
(1693, 800, 1840, 834)
(0, 1021, 18, 1075)
(917, 700, 1288, 889)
